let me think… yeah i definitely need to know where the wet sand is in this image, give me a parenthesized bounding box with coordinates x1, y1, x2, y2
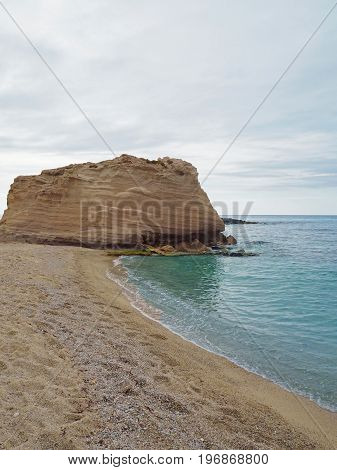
(0, 242, 336, 449)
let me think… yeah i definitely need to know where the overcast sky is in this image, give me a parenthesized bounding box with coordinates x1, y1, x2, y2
(1, 0, 336, 216)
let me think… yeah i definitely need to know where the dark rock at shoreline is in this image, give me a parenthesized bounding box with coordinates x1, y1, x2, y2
(221, 248, 258, 257)
(222, 217, 258, 225)
(226, 235, 237, 245)
(229, 249, 246, 257)
(210, 233, 237, 249)
(175, 239, 211, 254)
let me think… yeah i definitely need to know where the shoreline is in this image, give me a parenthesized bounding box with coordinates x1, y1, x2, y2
(80, 248, 337, 449)
(107, 256, 336, 414)
(1, 242, 336, 449)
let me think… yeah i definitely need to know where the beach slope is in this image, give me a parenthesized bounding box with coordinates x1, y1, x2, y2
(0, 242, 336, 449)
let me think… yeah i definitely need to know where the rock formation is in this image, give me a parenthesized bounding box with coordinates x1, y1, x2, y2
(225, 235, 237, 245)
(0, 155, 225, 248)
(221, 217, 258, 225)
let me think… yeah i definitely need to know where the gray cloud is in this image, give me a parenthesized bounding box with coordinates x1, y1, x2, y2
(0, 0, 337, 216)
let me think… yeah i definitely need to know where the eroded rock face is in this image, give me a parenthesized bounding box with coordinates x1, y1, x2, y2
(0, 155, 225, 248)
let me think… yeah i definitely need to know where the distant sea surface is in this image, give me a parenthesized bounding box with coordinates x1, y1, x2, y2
(121, 216, 337, 411)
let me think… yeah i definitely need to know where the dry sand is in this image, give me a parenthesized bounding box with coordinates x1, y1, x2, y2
(0, 242, 336, 449)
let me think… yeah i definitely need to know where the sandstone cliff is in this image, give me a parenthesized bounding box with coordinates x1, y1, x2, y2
(0, 155, 224, 248)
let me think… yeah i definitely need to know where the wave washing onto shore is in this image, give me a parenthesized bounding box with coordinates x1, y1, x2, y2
(106, 258, 163, 322)
(112, 216, 337, 411)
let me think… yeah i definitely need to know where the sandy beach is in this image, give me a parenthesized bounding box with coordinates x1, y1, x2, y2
(0, 241, 336, 449)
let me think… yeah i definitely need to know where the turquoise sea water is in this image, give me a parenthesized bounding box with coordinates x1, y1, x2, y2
(121, 216, 337, 411)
